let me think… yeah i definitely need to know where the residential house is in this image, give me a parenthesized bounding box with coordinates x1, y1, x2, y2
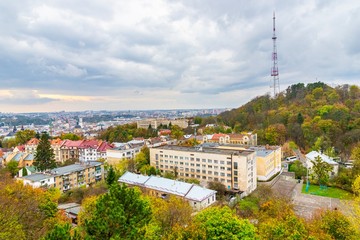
(78, 140, 113, 162)
(51, 138, 64, 164)
(305, 151, 339, 177)
(25, 138, 40, 154)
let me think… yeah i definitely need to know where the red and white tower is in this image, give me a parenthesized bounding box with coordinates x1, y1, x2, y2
(271, 12, 280, 96)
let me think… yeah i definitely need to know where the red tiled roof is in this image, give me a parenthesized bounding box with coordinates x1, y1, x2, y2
(228, 134, 245, 140)
(97, 141, 113, 152)
(51, 138, 63, 145)
(78, 140, 99, 149)
(27, 138, 40, 145)
(62, 140, 84, 148)
(16, 145, 26, 152)
(211, 134, 228, 141)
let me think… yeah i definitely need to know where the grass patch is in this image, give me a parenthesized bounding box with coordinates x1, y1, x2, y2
(301, 184, 353, 200)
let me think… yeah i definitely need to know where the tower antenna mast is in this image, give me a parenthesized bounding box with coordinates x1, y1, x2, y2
(271, 12, 280, 96)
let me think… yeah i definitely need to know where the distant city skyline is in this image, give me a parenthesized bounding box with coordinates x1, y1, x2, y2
(0, 0, 359, 113)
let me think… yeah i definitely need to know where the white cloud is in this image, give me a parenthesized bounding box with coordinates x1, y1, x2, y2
(0, 0, 359, 113)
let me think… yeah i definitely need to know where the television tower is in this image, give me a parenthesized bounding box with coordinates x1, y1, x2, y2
(270, 12, 280, 96)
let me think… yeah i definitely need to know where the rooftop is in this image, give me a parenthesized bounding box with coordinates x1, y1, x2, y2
(155, 145, 255, 157)
(22, 173, 54, 182)
(118, 171, 216, 202)
(51, 161, 102, 175)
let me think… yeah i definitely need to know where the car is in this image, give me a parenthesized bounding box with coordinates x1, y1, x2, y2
(286, 156, 298, 162)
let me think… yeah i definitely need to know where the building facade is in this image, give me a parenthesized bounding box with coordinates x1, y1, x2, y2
(150, 145, 257, 195)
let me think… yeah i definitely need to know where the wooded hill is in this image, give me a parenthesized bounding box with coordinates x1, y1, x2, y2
(218, 82, 360, 159)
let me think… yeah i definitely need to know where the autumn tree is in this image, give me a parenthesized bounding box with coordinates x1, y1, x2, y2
(311, 156, 333, 186)
(33, 132, 56, 171)
(83, 183, 152, 239)
(0, 175, 65, 240)
(146, 195, 193, 238)
(15, 129, 36, 145)
(309, 210, 358, 240)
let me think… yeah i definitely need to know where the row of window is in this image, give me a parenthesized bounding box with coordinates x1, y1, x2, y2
(157, 154, 230, 165)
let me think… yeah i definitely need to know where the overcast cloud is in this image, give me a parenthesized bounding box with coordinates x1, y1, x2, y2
(0, 0, 359, 113)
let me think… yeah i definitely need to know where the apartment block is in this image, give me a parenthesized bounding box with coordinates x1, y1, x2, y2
(150, 145, 257, 195)
(18, 162, 104, 192)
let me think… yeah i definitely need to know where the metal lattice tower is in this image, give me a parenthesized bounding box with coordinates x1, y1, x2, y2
(271, 12, 280, 96)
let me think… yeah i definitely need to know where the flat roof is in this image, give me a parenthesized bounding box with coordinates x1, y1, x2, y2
(154, 145, 254, 157)
(51, 161, 101, 175)
(21, 173, 54, 182)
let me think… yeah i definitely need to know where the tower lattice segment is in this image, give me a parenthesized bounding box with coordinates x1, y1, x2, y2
(271, 12, 280, 96)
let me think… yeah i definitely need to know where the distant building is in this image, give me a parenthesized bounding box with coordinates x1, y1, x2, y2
(106, 140, 144, 165)
(203, 133, 257, 146)
(119, 171, 217, 210)
(137, 118, 188, 129)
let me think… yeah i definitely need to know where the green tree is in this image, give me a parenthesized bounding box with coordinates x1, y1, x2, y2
(289, 160, 307, 179)
(106, 166, 116, 186)
(33, 133, 56, 171)
(193, 206, 256, 239)
(83, 184, 152, 239)
(207, 181, 226, 198)
(60, 133, 81, 141)
(311, 156, 333, 186)
(6, 160, 19, 177)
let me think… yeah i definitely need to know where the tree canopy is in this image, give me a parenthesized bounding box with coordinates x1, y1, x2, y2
(33, 132, 56, 171)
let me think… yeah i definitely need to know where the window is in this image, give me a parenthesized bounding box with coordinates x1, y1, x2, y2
(227, 161, 231, 165)
(208, 159, 212, 163)
(220, 161, 225, 164)
(214, 160, 218, 164)
(202, 159, 206, 162)
(234, 162, 238, 170)
(196, 158, 200, 162)
(191, 157, 194, 161)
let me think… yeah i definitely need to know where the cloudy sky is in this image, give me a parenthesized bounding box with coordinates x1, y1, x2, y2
(0, 0, 359, 113)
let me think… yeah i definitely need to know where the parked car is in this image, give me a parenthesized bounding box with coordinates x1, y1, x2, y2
(286, 156, 298, 162)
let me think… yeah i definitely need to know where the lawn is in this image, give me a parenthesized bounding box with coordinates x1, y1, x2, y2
(301, 184, 353, 200)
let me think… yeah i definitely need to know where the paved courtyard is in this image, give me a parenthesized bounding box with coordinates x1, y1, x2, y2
(269, 174, 348, 219)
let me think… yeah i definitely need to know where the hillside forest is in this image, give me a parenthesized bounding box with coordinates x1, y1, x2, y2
(217, 82, 360, 159)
